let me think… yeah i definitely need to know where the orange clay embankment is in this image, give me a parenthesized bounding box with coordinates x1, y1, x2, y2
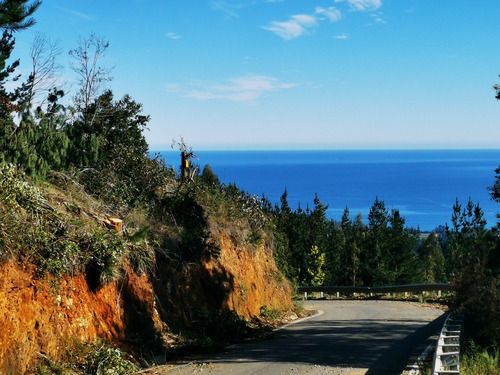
(0, 232, 293, 373)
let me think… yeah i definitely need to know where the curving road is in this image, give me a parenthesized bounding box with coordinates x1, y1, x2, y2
(145, 300, 446, 375)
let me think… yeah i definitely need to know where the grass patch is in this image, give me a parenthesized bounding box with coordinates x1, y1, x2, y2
(461, 340, 500, 374)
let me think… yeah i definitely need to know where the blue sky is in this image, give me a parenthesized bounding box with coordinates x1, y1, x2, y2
(11, 0, 500, 150)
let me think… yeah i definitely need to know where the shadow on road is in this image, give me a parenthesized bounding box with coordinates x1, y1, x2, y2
(207, 309, 447, 374)
(365, 313, 447, 374)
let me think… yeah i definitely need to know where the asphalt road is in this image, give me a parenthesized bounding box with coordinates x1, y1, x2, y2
(144, 300, 446, 375)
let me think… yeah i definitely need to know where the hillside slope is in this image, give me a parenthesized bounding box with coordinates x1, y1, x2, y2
(0, 165, 293, 373)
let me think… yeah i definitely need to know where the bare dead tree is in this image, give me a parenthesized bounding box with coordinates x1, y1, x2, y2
(69, 33, 112, 117)
(25, 32, 63, 111)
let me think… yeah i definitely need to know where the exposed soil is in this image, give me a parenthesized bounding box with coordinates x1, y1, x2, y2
(0, 231, 293, 373)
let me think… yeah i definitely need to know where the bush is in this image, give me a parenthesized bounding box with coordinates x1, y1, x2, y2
(38, 340, 137, 375)
(83, 227, 127, 290)
(0, 163, 44, 211)
(461, 340, 500, 374)
(0, 163, 137, 285)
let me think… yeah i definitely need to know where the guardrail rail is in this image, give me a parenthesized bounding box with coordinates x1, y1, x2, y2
(431, 311, 464, 375)
(297, 283, 452, 298)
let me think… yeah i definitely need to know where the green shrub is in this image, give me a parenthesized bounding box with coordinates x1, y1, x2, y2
(35, 340, 137, 375)
(462, 340, 500, 374)
(0, 163, 44, 210)
(83, 228, 127, 290)
(260, 305, 280, 320)
(245, 230, 264, 247)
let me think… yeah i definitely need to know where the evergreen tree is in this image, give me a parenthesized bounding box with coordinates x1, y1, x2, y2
(273, 189, 293, 279)
(445, 197, 500, 343)
(0, 0, 41, 31)
(447, 197, 489, 270)
(325, 217, 343, 285)
(0, 30, 17, 117)
(419, 232, 445, 283)
(66, 90, 149, 169)
(0, 1, 42, 115)
(386, 209, 420, 284)
(201, 164, 220, 188)
(280, 187, 291, 214)
(349, 212, 365, 286)
(309, 193, 328, 254)
(290, 204, 310, 283)
(364, 197, 390, 285)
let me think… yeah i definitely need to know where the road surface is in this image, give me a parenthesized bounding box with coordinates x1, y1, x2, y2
(143, 300, 446, 375)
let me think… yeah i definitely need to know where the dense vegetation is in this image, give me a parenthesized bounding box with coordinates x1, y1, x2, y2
(2, 1, 500, 371)
(272, 192, 437, 286)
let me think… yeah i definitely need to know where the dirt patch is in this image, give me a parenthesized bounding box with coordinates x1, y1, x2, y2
(0, 260, 163, 373)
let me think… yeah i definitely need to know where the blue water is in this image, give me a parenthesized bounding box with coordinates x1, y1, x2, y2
(152, 149, 500, 231)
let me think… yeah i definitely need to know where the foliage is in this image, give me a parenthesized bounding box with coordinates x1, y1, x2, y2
(0, 163, 139, 286)
(71, 342, 136, 375)
(65, 90, 149, 171)
(307, 245, 326, 286)
(0, 0, 41, 31)
(0, 117, 69, 178)
(0, 0, 41, 117)
(259, 305, 281, 319)
(0, 30, 18, 116)
(41, 340, 137, 375)
(445, 198, 500, 344)
(419, 232, 445, 283)
(245, 230, 264, 247)
(201, 163, 220, 188)
(0, 162, 42, 207)
(461, 340, 500, 375)
(272, 193, 423, 287)
(83, 227, 127, 289)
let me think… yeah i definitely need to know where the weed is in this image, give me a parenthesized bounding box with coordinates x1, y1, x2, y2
(66, 340, 137, 375)
(245, 230, 264, 247)
(293, 301, 306, 317)
(83, 227, 127, 290)
(260, 305, 281, 320)
(35, 340, 137, 375)
(461, 340, 500, 374)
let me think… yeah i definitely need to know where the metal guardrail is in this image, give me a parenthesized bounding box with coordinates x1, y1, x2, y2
(297, 283, 452, 298)
(431, 311, 464, 375)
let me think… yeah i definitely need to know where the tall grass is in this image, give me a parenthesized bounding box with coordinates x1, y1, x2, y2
(461, 341, 500, 375)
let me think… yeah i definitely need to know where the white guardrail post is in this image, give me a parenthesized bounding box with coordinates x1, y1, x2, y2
(431, 311, 464, 375)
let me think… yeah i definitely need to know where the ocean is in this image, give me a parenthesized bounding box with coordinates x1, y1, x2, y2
(152, 149, 500, 231)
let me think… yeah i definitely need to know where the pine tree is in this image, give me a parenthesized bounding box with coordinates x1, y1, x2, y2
(364, 197, 390, 285)
(200, 164, 220, 188)
(66, 90, 149, 169)
(310, 193, 328, 253)
(0, 1, 42, 115)
(386, 209, 420, 284)
(419, 232, 445, 283)
(325, 217, 343, 285)
(0, 0, 41, 31)
(274, 189, 293, 278)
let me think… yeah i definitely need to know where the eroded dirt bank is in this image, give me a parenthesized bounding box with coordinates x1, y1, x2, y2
(0, 232, 293, 373)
